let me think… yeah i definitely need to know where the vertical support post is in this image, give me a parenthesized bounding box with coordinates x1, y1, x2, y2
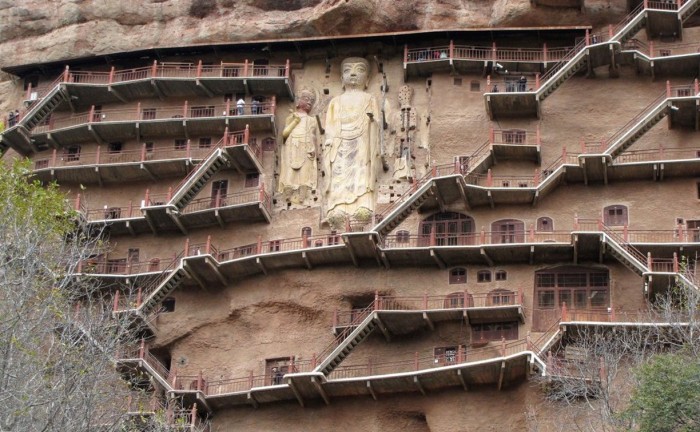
(535, 72, 540, 90)
(128, 200, 133, 218)
(51, 149, 57, 167)
(543, 42, 548, 64)
(480, 227, 486, 244)
(113, 290, 120, 312)
(63, 65, 70, 82)
(183, 100, 188, 118)
(403, 44, 408, 64)
(430, 228, 436, 246)
(167, 186, 173, 201)
(144, 188, 150, 206)
(673, 252, 679, 273)
(534, 168, 541, 186)
(423, 292, 428, 309)
(205, 235, 212, 255)
(492, 42, 497, 64)
(271, 95, 276, 113)
(585, 29, 590, 45)
(25, 82, 32, 101)
(151, 60, 158, 77)
(375, 290, 380, 310)
(463, 290, 469, 308)
(285, 59, 290, 78)
(501, 337, 506, 356)
(666, 80, 671, 97)
(256, 234, 262, 254)
(248, 370, 254, 389)
(529, 224, 535, 242)
(486, 169, 493, 187)
(95, 145, 101, 165)
(184, 238, 191, 257)
(225, 99, 231, 117)
(243, 59, 249, 77)
(489, 127, 495, 145)
(89, 105, 95, 123)
(649, 40, 655, 57)
(643, 0, 648, 8)
(647, 252, 652, 270)
(109, 66, 115, 85)
(623, 224, 628, 242)
(196, 60, 202, 78)
(414, 351, 419, 370)
(695, 78, 699, 95)
(141, 143, 147, 162)
(608, 24, 613, 39)
(561, 301, 568, 321)
(223, 126, 229, 146)
(136, 101, 141, 120)
(244, 124, 250, 144)
(186, 139, 191, 159)
(449, 40, 454, 60)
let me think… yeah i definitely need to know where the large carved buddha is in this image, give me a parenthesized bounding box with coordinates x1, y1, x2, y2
(322, 57, 380, 224)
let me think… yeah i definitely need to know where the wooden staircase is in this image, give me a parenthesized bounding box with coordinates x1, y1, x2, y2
(316, 313, 377, 375)
(140, 267, 188, 315)
(168, 148, 230, 211)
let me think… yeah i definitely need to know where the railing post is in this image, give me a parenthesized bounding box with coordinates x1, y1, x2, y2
(535, 72, 540, 90)
(51, 149, 57, 167)
(480, 227, 486, 244)
(449, 40, 454, 60)
(196, 60, 202, 78)
(374, 290, 380, 310)
(225, 99, 231, 118)
(136, 287, 142, 307)
(489, 127, 495, 145)
(223, 126, 229, 146)
(673, 252, 679, 273)
(63, 65, 70, 82)
(197, 370, 203, 392)
(136, 101, 141, 120)
(597, 218, 603, 231)
(206, 235, 212, 255)
(167, 186, 173, 201)
(139, 339, 146, 359)
(430, 228, 436, 246)
(312, 353, 317, 368)
(186, 139, 191, 159)
(529, 224, 535, 242)
(643, 0, 648, 8)
(271, 95, 277, 114)
(171, 368, 178, 388)
(258, 182, 265, 205)
(534, 168, 540, 186)
(647, 252, 652, 269)
(542, 42, 548, 64)
(649, 40, 655, 57)
(74, 193, 81, 212)
(677, 223, 684, 241)
(501, 337, 506, 356)
(695, 78, 699, 95)
(113, 290, 120, 312)
(403, 44, 408, 64)
(128, 200, 133, 218)
(25, 82, 32, 101)
(89, 105, 95, 123)
(623, 224, 628, 242)
(574, 213, 579, 230)
(140, 143, 147, 162)
(109, 66, 115, 85)
(414, 351, 419, 370)
(526, 331, 532, 350)
(303, 230, 309, 248)
(183, 100, 188, 118)
(248, 370, 253, 389)
(666, 80, 671, 97)
(585, 29, 590, 45)
(486, 169, 493, 187)
(561, 301, 568, 321)
(486, 74, 491, 88)
(492, 42, 497, 64)
(608, 24, 613, 39)
(463, 290, 468, 308)
(191, 404, 197, 428)
(244, 124, 250, 144)
(95, 145, 101, 165)
(285, 59, 290, 78)
(243, 59, 249, 77)
(184, 238, 191, 257)
(562, 146, 567, 163)
(368, 358, 373, 375)
(151, 60, 158, 77)
(289, 355, 295, 373)
(144, 188, 150, 206)
(256, 234, 263, 254)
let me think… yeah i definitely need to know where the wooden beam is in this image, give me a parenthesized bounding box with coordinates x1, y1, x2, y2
(480, 248, 494, 266)
(302, 251, 313, 269)
(422, 312, 434, 331)
(366, 380, 378, 400)
(140, 163, 158, 182)
(126, 221, 135, 236)
(108, 86, 128, 103)
(214, 209, 225, 229)
(374, 314, 391, 342)
(286, 379, 305, 407)
(573, 234, 579, 264)
(344, 238, 359, 267)
(151, 79, 165, 100)
(256, 257, 268, 275)
(430, 249, 446, 269)
(88, 125, 105, 145)
(456, 369, 469, 391)
(487, 190, 495, 208)
(379, 251, 391, 269)
(311, 377, 330, 405)
(457, 177, 469, 209)
(247, 392, 259, 409)
(196, 79, 215, 97)
(497, 360, 506, 391)
(529, 245, 535, 265)
(414, 376, 426, 396)
(206, 257, 227, 285)
(182, 261, 206, 290)
(167, 211, 188, 235)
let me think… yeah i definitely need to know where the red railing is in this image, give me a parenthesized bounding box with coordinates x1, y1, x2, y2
(314, 302, 378, 370)
(615, 146, 700, 164)
(31, 101, 274, 134)
(491, 127, 540, 146)
(84, 202, 139, 222)
(33, 143, 214, 171)
(465, 171, 539, 188)
(328, 340, 528, 380)
(113, 250, 184, 312)
(180, 188, 265, 215)
(380, 231, 571, 249)
(79, 257, 176, 275)
(408, 43, 574, 64)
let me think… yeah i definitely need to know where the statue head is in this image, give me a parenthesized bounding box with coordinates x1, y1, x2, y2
(296, 88, 316, 113)
(340, 57, 371, 90)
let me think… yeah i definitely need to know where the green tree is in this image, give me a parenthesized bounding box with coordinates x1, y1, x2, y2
(623, 351, 700, 432)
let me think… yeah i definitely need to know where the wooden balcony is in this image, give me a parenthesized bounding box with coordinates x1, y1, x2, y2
(623, 39, 700, 78)
(30, 100, 277, 147)
(36, 60, 294, 111)
(489, 127, 541, 164)
(31, 144, 212, 185)
(333, 292, 525, 337)
(644, 0, 685, 39)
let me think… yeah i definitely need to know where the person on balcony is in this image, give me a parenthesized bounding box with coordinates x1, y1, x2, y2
(252, 98, 261, 115)
(518, 76, 527, 92)
(322, 57, 380, 226)
(236, 97, 245, 115)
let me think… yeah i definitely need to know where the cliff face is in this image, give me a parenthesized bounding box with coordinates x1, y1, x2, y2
(0, 0, 625, 69)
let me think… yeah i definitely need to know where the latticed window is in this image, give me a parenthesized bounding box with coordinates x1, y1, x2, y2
(449, 267, 466, 284)
(419, 212, 474, 246)
(495, 270, 507, 281)
(472, 321, 518, 341)
(396, 230, 410, 243)
(488, 289, 514, 305)
(537, 217, 553, 232)
(502, 129, 526, 144)
(477, 270, 491, 283)
(603, 205, 628, 226)
(535, 267, 609, 309)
